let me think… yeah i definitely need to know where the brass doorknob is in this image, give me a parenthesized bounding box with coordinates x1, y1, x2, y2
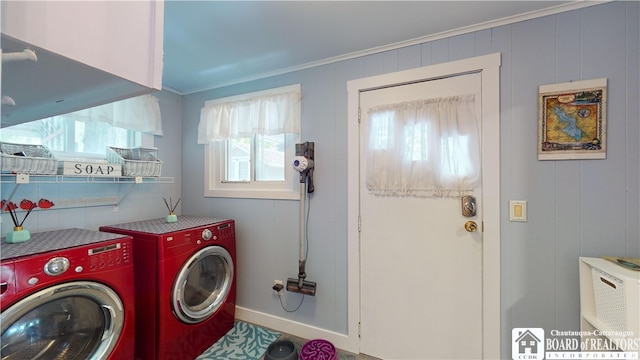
(464, 221, 478, 232)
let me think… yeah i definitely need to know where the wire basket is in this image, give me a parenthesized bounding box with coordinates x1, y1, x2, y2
(106, 147, 162, 177)
(0, 142, 58, 174)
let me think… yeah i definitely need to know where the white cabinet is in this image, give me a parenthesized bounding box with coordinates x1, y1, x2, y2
(1, 0, 164, 126)
(579, 257, 640, 352)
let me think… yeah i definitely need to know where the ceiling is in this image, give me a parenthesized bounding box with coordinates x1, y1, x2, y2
(0, 0, 600, 127)
(162, 1, 592, 95)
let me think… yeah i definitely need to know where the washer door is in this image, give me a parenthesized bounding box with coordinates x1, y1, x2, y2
(1, 281, 124, 360)
(172, 246, 234, 324)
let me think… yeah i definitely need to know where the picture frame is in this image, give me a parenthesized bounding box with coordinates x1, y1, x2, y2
(538, 78, 607, 160)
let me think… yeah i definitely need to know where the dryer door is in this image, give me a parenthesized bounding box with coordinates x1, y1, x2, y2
(172, 246, 234, 324)
(0, 281, 124, 360)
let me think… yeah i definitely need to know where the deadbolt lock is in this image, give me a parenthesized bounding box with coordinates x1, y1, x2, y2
(461, 195, 477, 217)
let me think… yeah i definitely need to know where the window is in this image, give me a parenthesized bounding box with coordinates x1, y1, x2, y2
(0, 95, 161, 160)
(225, 134, 287, 182)
(0, 117, 144, 160)
(198, 85, 301, 200)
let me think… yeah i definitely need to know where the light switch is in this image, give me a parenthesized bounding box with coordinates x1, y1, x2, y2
(509, 200, 527, 222)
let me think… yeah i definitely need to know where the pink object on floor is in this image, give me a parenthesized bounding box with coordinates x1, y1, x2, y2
(299, 339, 337, 360)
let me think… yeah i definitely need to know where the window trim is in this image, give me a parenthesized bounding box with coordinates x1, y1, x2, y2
(203, 85, 301, 200)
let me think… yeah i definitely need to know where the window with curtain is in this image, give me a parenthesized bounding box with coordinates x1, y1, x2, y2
(198, 84, 301, 200)
(366, 94, 480, 197)
(0, 95, 162, 159)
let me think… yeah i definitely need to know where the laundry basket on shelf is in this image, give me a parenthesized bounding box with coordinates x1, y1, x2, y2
(0, 142, 57, 174)
(107, 147, 162, 177)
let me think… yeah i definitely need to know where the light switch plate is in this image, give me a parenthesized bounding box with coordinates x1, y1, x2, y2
(509, 200, 527, 222)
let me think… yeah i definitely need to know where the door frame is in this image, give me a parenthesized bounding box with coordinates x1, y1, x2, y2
(346, 53, 501, 358)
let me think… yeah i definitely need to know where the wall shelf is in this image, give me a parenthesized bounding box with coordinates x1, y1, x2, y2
(1, 174, 174, 184)
(1, 174, 174, 211)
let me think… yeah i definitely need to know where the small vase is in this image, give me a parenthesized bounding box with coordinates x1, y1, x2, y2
(166, 213, 178, 223)
(6, 227, 31, 243)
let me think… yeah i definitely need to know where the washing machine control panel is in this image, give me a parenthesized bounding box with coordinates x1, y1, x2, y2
(88, 241, 131, 270)
(202, 229, 213, 241)
(44, 257, 70, 276)
(216, 222, 235, 241)
(12, 239, 132, 292)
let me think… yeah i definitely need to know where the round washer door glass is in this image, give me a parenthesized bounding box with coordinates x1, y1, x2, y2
(1, 281, 124, 360)
(173, 246, 234, 324)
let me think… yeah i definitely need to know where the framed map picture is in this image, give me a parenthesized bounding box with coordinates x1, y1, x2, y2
(538, 78, 607, 160)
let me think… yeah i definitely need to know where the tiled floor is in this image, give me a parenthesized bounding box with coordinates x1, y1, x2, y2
(355, 354, 381, 360)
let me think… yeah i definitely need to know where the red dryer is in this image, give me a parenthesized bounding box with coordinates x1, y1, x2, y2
(100, 216, 236, 360)
(0, 228, 135, 359)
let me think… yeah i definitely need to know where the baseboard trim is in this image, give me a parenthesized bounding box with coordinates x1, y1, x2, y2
(235, 306, 357, 354)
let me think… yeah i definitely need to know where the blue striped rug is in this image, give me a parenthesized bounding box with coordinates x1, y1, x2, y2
(196, 321, 280, 360)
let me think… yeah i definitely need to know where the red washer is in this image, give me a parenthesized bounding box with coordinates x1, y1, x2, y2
(100, 216, 236, 360)
(0, 228, 135, 359)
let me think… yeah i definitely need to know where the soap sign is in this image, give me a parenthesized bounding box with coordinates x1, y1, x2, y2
(58, 161, 122, 177)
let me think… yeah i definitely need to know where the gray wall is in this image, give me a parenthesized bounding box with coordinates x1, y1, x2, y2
(0, 89, 183, 235)
(181, 2, 639, 357)
(3, 2, 636, 358)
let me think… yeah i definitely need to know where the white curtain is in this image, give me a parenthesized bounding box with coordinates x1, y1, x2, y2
(62, 94, 163, 135)
(366, 94, 480, 198)
(197, 90, 301, 143)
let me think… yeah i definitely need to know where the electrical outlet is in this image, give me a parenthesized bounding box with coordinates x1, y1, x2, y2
(272, 280, 284, 295)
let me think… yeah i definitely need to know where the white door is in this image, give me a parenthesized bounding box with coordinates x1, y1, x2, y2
(359, 73, 483, 359)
